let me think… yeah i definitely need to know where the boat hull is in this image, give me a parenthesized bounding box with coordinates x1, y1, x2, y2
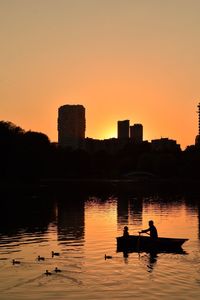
(116, 235, 188, 252)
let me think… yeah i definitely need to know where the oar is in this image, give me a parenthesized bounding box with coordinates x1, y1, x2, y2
(136, 232, 141, 253)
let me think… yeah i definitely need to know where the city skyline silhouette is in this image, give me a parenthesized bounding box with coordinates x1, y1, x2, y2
(1, 101, 199, 150)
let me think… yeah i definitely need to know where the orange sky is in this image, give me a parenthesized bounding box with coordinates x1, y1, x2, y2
(1, 0, 200, 149)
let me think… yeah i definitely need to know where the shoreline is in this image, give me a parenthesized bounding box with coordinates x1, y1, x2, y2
(0, 177, 200, 195)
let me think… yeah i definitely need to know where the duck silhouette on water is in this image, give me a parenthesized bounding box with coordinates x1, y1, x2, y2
(52, 251, 60, 257)
(12, 259, 20, 265)
(37, 255, 45, 261)
(105, 254, 112, 260)
(44, 270, 52, 276)
(54, 267, 61, 273)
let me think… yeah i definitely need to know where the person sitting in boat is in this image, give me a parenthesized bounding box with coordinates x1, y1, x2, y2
(123, 226, 129, 237)
(140, 220, 158, 238)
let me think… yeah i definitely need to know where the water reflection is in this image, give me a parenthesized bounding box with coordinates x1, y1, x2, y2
(119, 248, 158, 271)
(1, 188, 199, 246)
(182, 193, 200, 240)
(115, 192, 193, 274)
(56, 193, 85, 245)
(147, 252, 158, 272)
(199, 204, 200, 240)
(122, 250, 129, 264)
(129, 197, 143, 226)
(117, 194, 129, 225)
(138, 252, 158, 273)
(0, 187, 200, 299)
(0, 189, 55, 249)
(117, 195, 143, 234)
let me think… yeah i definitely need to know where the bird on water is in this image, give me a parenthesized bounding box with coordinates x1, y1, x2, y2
(52, 251, 60, 257)
(105, 254, 112, 260)
(12, 259, 20, 265)
(44, 270, 52, 276)
(54, 267, 61, 273)
(37, 255, 45, 261)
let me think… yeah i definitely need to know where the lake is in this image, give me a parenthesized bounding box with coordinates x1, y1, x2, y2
(0, 188, 200, 299)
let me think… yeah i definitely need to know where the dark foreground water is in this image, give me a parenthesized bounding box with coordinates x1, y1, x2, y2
(0, 189, 200, 299)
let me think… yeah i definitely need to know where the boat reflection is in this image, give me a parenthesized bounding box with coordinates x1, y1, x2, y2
(117, 245, 187, 256)
(119, 247, 187, 272)
(146, 251, 158, 272)
(139, 251, 158, 273)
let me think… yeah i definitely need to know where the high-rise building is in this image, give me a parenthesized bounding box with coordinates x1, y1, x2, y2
(58, 104, 86, 148)
(117, 120, 130, 139)
(130, 124, 143, 143)
(195, 103, 200, 146)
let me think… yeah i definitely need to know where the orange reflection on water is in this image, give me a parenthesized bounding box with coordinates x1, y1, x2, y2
(85, 199, 117, 240)
(142, 201, 197, 239)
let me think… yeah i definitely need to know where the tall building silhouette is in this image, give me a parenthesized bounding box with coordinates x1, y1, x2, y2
(58, 104, 86, 148)
(130, 124, 143, 143)
(117, 120, 130, 139)
(195, 103, 200, 146)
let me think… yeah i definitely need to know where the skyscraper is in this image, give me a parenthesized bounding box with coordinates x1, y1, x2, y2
(117, 120, 130, 139)
(195, 102, 200, 146)
(130, 124, 143, 143)
(58, 104, 86, 148)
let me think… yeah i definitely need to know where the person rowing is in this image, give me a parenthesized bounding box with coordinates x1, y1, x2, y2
(140, 220, 158, 238)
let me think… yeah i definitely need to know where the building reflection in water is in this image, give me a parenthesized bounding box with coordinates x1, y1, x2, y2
(0, 189, 55, 248)
(56, 192, 85, 247)
(184, 193, 200, 240)
(117, 195, 129, 227)
(129, 197, 143, 226)
(117, 194, 143, 233)
(0, 191, 54, 235)
(199, 203, 200, 240)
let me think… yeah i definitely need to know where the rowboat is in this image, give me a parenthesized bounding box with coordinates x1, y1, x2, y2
(116, 235, 188, 252)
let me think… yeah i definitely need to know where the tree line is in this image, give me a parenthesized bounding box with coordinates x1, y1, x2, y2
(0, 120, 200, 182)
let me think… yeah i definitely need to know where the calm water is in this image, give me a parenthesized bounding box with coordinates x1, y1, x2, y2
(0, 190, 200, 300)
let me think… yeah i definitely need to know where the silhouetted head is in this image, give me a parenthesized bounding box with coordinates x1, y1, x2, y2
(124, 226, 128, 231)
(149, 220, 154, 226)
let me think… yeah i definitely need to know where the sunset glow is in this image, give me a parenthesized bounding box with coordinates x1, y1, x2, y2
(1, 1, 200, 149)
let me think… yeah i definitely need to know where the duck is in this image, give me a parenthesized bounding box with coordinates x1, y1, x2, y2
(105, 254, 113, 260)
(54, 267, 61, 273)
(52, 251, 60, 257)
(37, 255, 45, 261)
(44, 270, 52, 276)
(12, 259, 20, 265)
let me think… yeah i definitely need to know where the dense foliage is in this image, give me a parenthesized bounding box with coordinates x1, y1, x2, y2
(0, 121, 200, 182)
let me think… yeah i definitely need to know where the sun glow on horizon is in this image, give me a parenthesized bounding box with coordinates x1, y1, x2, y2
(101, 128, 117, 140)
